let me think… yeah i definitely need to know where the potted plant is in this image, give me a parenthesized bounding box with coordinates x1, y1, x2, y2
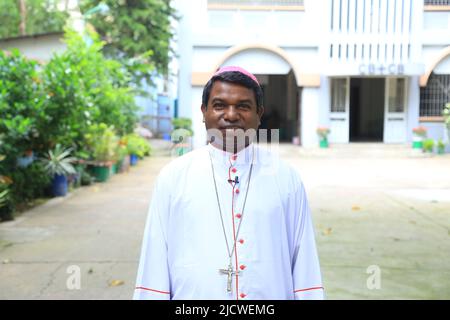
(17, 149, 35, 168)
(40, 144, 77, 197)
(116, 138, 129, 173)
(316, 127, 330, 148)
(437, 139, 446, 155)
(444, 103, 450, 144)
(84, 123, 119, 182)
(422, 139, 435, 154)
(412, 126, 427, 149)
(125, 133, 151, 166)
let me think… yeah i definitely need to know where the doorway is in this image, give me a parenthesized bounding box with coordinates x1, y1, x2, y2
(258, 70, 299, 143)
(350, 78, 385, 142)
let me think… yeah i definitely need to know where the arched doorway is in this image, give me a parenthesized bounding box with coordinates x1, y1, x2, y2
(215, 45, 302, 143)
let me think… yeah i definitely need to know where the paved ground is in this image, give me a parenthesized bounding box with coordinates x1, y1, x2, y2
(0, 142, 449, 299)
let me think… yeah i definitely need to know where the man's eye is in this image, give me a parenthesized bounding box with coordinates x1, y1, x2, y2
(213, 103, 225, 109)
(238, 104, 251, 109)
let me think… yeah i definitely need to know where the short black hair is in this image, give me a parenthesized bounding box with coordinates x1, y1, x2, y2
(202, 71, 263, 110)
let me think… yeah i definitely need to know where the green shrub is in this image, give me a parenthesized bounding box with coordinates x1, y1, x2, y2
(437, 139, 446, 153)
(81, 170, 95, 186)
(125, 134, 152, 159)
(0, 49, 43, 157)
(84, 123, 119, 163)
(3, 162, 51, 220)
(422, 139, 435, 153)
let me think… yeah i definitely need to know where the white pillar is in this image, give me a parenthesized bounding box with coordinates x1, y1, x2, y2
(407, 76, 420, 143)
(301, 87, 321, 147)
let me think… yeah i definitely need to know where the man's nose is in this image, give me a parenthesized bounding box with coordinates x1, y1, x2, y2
(223, 105, 239, 121)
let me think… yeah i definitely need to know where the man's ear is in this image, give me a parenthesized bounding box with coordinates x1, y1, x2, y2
(257, 106, 265, 124)
(201, 104, 206, 123)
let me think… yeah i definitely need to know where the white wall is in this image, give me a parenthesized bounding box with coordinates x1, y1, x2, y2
(0, 33, 66, 62)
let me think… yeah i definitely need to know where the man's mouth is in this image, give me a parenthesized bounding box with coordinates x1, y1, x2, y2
(220, 126, 244, 131)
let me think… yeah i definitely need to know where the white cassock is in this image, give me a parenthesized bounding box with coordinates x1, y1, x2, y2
(133, 143, 324, 300)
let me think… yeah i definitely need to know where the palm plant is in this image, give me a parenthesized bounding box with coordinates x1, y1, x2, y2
(41, 144, 77, 177)
(40, 144, 77, 197)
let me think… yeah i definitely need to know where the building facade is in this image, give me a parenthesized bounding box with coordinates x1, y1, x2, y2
(173, 0, 450, 148)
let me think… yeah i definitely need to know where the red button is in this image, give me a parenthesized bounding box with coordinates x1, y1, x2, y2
(239, 239, 244, 244)
(235, 188, 240, 194)
(231, 168, 237, 173)
(240, 265, 246, 270)
(240, 293, 247, 298)
(235, 213, 242, 219)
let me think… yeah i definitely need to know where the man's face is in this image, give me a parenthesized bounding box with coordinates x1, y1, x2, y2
(201, 81, 264, 151)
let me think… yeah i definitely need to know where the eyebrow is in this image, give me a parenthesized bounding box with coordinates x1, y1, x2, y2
(210, 98, 254, 105)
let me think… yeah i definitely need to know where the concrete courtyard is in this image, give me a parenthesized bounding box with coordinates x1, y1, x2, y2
(0, 142, 449, 299)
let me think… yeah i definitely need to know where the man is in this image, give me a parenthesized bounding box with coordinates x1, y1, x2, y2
(133, 66, 324, 300)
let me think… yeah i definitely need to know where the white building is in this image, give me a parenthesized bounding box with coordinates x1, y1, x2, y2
(173, 0, 450, 148)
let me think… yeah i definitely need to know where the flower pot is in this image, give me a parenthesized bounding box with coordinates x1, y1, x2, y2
(412, 136, 423, 149)
(16, 151, 34, 168)
(52, 174, 68, 197)
(319, 139, 329, 148)
(111, 162, 118, 175)
(89, 165, 111, 182)
(130, 154, 139, 166)
(118, 156, 130, 173)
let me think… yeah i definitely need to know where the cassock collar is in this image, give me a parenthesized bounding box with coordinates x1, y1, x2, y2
(207, 142, 256, 167)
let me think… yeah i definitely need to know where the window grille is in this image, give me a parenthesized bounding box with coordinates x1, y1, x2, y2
(420, 73, 450, 116)
(424, 0, 450, 5)
(331, 78, 347, 113)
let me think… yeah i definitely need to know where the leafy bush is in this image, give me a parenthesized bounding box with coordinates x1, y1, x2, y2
(40, 30, 138, 153)
(0, 50, 43, 158)
(4, 162, 51, 220)
(84, 123, 119, 163)
(125, 134, 152, 159)
(437, 139, 446, 153)
(422, 139, 435, 153)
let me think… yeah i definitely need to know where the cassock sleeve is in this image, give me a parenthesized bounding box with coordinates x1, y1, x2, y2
(133, 171, 171, 300)
(291, 180, 325, 300)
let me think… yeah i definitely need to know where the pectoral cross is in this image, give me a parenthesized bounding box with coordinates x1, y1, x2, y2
(219, 263, 241, 293)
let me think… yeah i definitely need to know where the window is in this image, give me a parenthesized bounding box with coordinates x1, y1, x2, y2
(331, 78, 347, 113)
(420, 73, 450, 116)
(424, 0, 450, 5)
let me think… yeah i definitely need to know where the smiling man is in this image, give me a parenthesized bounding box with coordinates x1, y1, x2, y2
(133, 66, 324, 300)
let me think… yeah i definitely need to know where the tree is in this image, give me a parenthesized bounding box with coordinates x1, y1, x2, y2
(0, 0, 68, 39)
(79, 0, 177, 87)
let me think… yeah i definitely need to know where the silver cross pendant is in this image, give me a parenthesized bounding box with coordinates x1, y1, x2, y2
(219, 263, 241, 293)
